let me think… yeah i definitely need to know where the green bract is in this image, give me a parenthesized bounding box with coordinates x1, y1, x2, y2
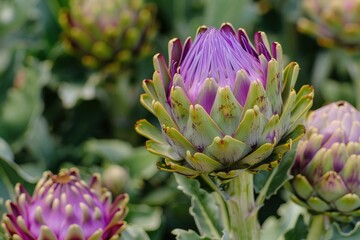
(288, 101, 360, 223)
(136, 23, 313, 180)
(59, 0, 157, 73)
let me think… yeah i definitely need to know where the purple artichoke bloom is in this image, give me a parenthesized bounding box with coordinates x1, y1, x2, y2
(288, 101, 360, 222)
(136, 23, 313, 179)
(2, 168, 128, 240)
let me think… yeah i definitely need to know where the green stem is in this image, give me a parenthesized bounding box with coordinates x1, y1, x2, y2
(225, 171, 259, 240)
(306, 214, 330, 240)
(200, 174, 227, 200)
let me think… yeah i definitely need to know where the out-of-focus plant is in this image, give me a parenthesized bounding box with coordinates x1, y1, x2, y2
(57, 0, 159, 145)
(59, 0, 157, 74)
(296, 0, 360, 108)
(298, 0, 360, 49)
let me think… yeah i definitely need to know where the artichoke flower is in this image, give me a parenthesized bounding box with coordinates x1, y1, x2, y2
(2, 168, 128, 240)
(59, 0, 157, 73)
(288, 101, 360, 222)
(298, 0, 360, 48)
(135, 23, 314, 179)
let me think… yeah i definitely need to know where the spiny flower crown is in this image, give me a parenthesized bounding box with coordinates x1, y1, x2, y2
(167, 24, 281, 113)
(136, 23, 314, 178)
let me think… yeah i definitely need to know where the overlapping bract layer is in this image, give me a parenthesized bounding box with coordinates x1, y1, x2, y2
(288, 101, 360, 222)
(2, 168, 128, 240)
(59, 0, 157, 73)
(299, 0, 360, 48)
(136, 23, 313, 179)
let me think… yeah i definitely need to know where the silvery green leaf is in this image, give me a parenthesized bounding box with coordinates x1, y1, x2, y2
(175, 174, 223, 239)
(126, 204, 162, 232)
(0, 138, 36, 200)
(120, 225, 151, 240)
(172, 229, 212, 240)
(261, 201, 307, 240)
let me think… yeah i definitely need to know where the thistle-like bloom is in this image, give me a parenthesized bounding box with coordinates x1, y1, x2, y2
(2, 168, 128, 240)
(59, 0, 157, 73)
(135, 23, 313, 179)
(288, 101, 360, 222)
(298, 0, 360, 48)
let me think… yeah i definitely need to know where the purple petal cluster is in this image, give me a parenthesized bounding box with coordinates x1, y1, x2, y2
(168, 24, 281, 113)
(293, 101, 360, 175)
(2, 168, 128, 240)
(179, 27, 263, 103)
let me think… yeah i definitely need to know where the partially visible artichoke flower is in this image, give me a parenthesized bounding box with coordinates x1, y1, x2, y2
(59, 0, 157, 73)
(298, 0, 360, 48)
(135, 23, 314, 179)
(288, 101, 360, 222)
(2, 168, 128, 240)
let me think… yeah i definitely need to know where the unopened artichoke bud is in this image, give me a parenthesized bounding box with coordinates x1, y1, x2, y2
(59, 0, 157, 73)
(298, 0, 360, 49)
(288, 101, 360, 223)
(103, 165, 129, 196)
(135, 23, 314, 180)
(2, 168, 128, 240)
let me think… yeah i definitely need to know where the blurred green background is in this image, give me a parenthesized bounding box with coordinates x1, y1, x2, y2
(0, 0, 358, 239)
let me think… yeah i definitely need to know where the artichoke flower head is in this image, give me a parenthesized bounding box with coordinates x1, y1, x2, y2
(136, 23, 313, 180)
(288, 101, 360, 223)
(299, 0, 360, 49)
(59, 0, 157, 73)
(2, 168, 128, 240)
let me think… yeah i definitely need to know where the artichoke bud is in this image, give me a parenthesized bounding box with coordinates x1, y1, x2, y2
(2, 168, 128, 240)
(136, 23, 314, 180)
(299, 0, 360, 49)
(102, 165, 130, 196)
(59, 0, 157, 73)
(288, 101, 360, 223)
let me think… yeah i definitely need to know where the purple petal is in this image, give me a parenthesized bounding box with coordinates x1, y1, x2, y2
(237, 29, 258, 58)
(255, 32, 271, 61)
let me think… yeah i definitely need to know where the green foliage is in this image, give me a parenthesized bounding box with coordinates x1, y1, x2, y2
(172, 229, 213, 240)
(0, 138, 36, 203)
(175, 174, 226, 239)
(284, 215, 308, 240)
(254, 149, 296, 204)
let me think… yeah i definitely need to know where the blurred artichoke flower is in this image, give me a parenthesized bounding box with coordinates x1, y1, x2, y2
(136, 23, 313, 179)
(299, 0, 360, 48)
(288, 101, 360, 222)
(2, 168, 128, 240)
(59, 0, 157, 73)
